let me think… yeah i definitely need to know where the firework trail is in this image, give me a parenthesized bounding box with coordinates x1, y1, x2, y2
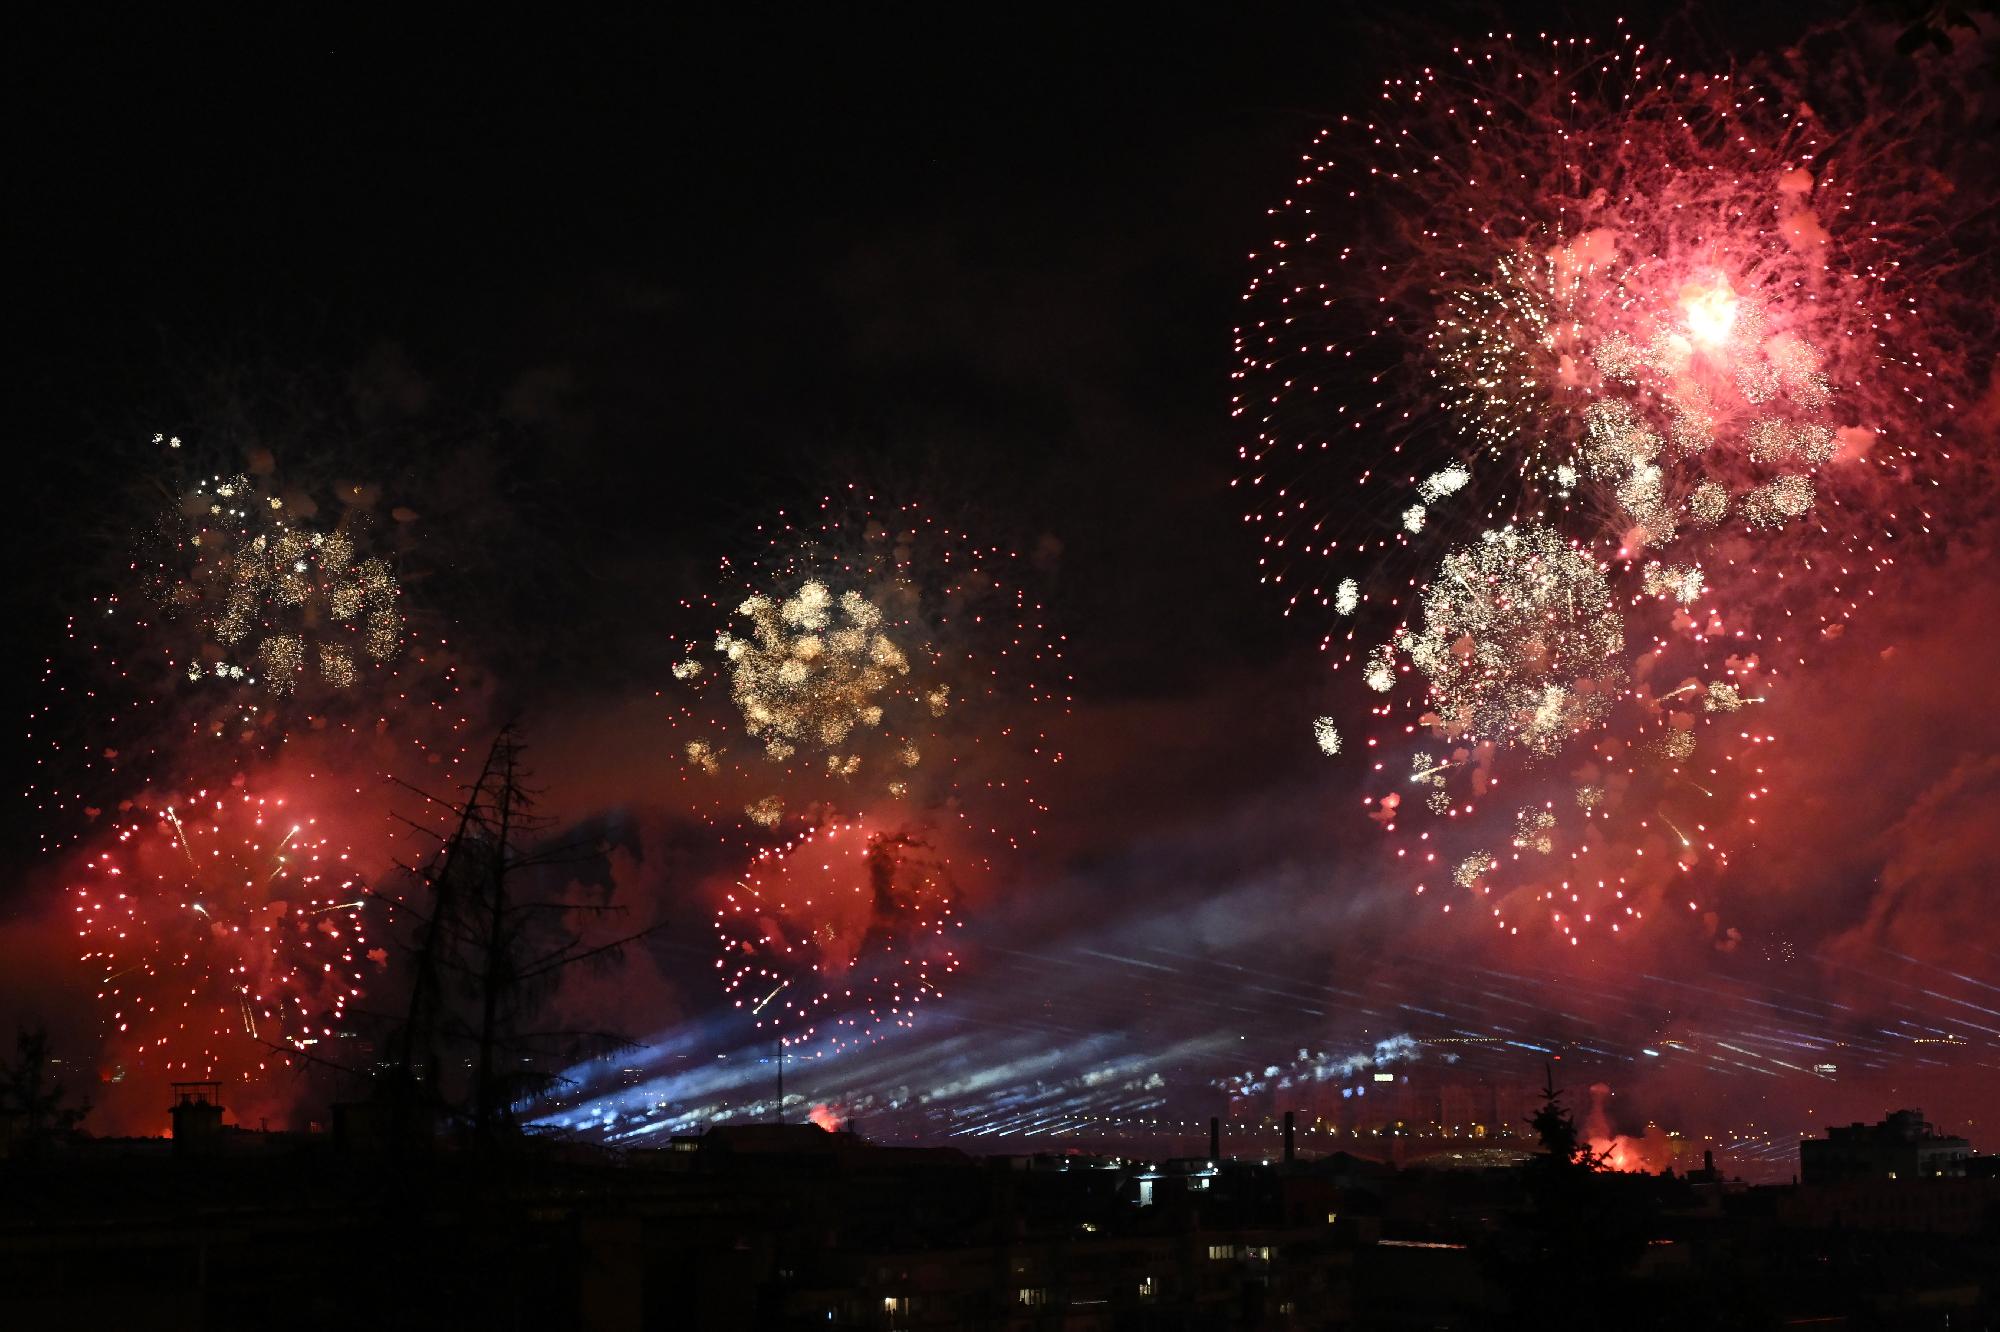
(671, 490, 1068, 1045)
(71, 787, 378, 1089)
(1235, 24, 1979, 940)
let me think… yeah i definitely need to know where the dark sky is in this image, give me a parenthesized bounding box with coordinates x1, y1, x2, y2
(15, 11, 1325, 671)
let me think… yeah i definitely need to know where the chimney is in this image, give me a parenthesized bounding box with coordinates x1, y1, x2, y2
(1283, 1111, 1297, 1163)
(1209, 1116, 1221, 1162)
(1703, 1149, 1715, 1176)
(169, 1081, 225, 1157)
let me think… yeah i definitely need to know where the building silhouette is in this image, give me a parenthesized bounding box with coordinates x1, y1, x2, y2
(1800, 1108, 1971, 1184)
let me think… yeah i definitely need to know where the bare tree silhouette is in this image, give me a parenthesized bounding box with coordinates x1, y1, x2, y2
(373, 725, 647, 1145)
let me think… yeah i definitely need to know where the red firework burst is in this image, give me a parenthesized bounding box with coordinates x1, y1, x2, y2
(714, 818, 960, 1052)
(71, 787, 379, 1089)
(1232, 25, 1974, 942)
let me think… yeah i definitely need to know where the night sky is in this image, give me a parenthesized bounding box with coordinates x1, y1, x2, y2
(10, 8, 2000, 1158)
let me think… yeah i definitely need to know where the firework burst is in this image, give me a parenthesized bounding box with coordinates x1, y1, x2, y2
(134, 443, 421, 728)
(671, 492, 1066, 1043)
(1234, 25, 1969, 941)
(71, 787, 378, 1087)
(670, 493, 1068, 859)
(154, 463, 404, 699)
(25, 441, 477, 861)
(714, 818, 959, 1052)
(1395, 523, 1625, 757)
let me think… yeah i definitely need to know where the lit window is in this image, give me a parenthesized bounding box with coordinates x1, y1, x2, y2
(1326, 1212, 1339, 1225)
(882, 1295, 908, 1315)
(1208, 1244, 1234, 1261)
(1017, 1288, 1048, 1307)
(1138, 1276, 1156, 1299)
